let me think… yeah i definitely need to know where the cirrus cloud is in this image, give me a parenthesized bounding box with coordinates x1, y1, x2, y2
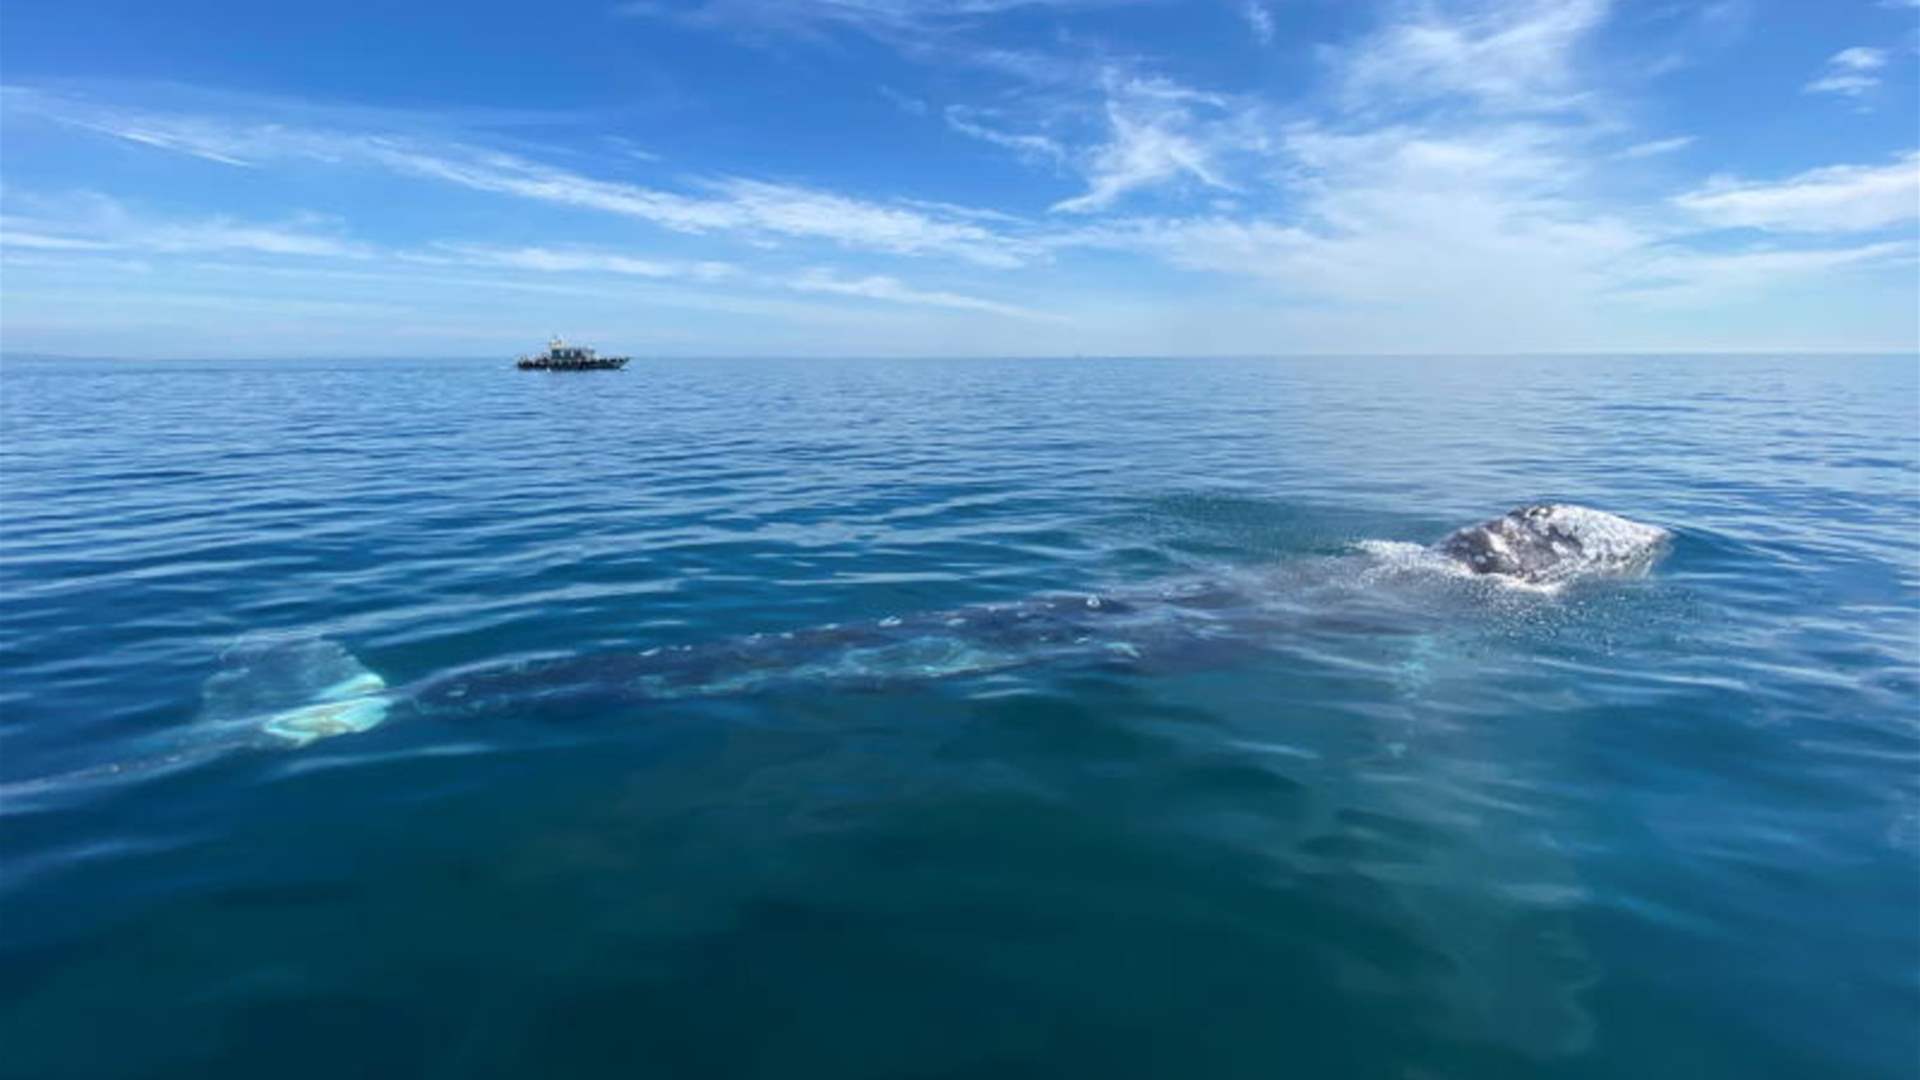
(1675, 153, 1920, 233)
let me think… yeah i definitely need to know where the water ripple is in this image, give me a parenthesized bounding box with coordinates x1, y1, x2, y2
(1, 354, 1915, 1077)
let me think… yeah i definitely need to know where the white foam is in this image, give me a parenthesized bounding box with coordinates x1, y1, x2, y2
(1355, 540, 1474, 579)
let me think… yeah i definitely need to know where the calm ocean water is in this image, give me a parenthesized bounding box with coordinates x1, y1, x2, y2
(1, 354, 1915, 1079)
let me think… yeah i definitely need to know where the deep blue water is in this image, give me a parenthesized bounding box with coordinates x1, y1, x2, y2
(1, 355, 1916, 1079)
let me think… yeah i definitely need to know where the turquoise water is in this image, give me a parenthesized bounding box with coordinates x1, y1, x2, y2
(2, 355, 1915, 1078)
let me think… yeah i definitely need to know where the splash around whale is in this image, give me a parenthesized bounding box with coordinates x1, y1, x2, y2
(212, 504, 1670, 748)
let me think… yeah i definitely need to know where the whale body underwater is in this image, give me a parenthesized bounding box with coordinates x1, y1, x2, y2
(199, 504, 1670, 748)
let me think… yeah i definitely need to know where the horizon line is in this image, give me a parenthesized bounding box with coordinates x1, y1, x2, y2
(5, 349, 1918, 364)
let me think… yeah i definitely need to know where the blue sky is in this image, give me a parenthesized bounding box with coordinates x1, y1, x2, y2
(2, 0, 1916, 356)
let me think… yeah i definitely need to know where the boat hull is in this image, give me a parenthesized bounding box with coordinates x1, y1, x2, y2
(516, 357, 629, 371)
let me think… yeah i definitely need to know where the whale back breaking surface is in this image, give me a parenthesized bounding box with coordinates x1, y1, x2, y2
(190, 504, 1670, 747)
(1435, 504, 1669, 586)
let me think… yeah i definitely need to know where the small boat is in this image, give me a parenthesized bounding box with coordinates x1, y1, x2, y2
(516, 336, 629, 371)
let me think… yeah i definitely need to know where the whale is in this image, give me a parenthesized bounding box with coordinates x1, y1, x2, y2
(217, 504, 1669, 747)
(8, 503, 1668, 1062)
(1435, 504, 1670, 586)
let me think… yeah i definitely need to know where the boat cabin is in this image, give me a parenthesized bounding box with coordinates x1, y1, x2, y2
(517, 336, 630, 371)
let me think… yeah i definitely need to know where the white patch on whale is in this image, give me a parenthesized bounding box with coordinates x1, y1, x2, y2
(199, 634, 391, 746)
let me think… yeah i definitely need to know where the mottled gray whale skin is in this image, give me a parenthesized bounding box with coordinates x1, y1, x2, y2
(205, 504, 1668, 745)
(1434, 504, 1669, 586)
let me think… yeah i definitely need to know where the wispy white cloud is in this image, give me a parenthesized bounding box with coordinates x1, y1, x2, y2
(409, 244, 738, 281)
(613, 0, 1136, 94)
(2, 191, 1056, 330)
(0, 231, 119, 251)
(1046, 0, 1914, 337)
(707, 177, 1033, 264)
(879, 85, 930, 115)
(415, 246, 1038, 317)
(890, 196, 1030, 224)
(1052, 73, 1261, 212)
(46, 110, 261, 167)
(786, 267, 1049, 318)
(376, 148, 1033, 265)
(1804, 46, 1889, 98)
(1242, 0, 1275, 46)
(438, 247, 1038, 318)
(1, 193, 373, 258)
(1833, 45, 1888, 69)
(944, 105, 1066, 163)
(613, 0, 1137, 41)
(1618, 240, 1913, 305)
(1057, 122, 1652, 313)
(1336, 0, 1609, 113)
(603, 135, 662, 163)
(1616, 135, 1695, 159)
(1070, 209, 1910, 308)
(1675, 153, 1920, 232)
(7, 91, 1036, 267)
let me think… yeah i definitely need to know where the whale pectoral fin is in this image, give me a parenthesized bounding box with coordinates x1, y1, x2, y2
(259, 694, 391, 746)
(201, 634, 392, 746)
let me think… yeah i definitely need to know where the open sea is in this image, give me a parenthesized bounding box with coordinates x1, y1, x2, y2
(1, 354, 1915, 1079)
